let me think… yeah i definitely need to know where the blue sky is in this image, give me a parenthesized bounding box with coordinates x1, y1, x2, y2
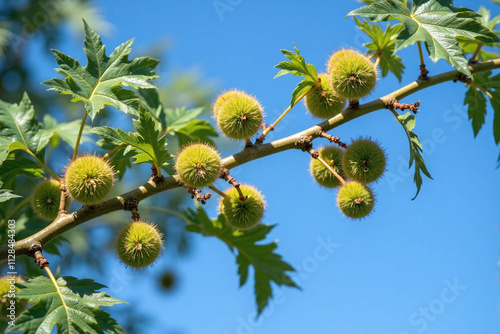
(22, 0, 500, 333)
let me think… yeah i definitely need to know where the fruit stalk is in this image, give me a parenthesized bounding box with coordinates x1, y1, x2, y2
(310, 148, 346, 186)
(58, 183, 67, 214)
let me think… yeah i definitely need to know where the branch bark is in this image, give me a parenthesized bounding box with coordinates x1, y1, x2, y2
(2, 58, 499, 261)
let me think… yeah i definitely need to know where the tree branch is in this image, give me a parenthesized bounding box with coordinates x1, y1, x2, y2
(2, 58, 500, 261)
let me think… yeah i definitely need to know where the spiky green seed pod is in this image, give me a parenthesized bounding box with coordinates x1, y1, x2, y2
(310, 146, 346, 188)
(216, 91, 263, 139)
(337, 181, 375, 219)
(304, 73, 346, 119)
(327, 49, 358, 74)
(330, 51, 377, 99)
(213, 90, 246, 118)
(0, 276, 28, 319)
(65, 155, 115, 204)
(175, 143, 221, 188)
(343, 138, 386, 183)
(219, 185, 265, 230)
(31, 179, 62, 219)
(116, 221, 163, 269)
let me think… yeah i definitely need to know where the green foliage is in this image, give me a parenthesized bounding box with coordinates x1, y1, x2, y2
(185, 204, 297, 314)
(460, 7, 500, 61)
(348, 0, 499, 76)
(0, 3, 499, 332)
(43, 115, 91, 149)
(91, 109, 171, 174)
(0, 181, 21, 203)
(464, 71, 500, 143)
(0, 157, 44, 181)
(354, 17, 405, 81)
(140, 88, 218, 146)
(0, 93, 52, 164)
(163, 107, 218, 146)
(396, 112, 433, 200)
(7, 276, 126, 334)
(274, 44, 318, 106)
(43, 20, 159, 120)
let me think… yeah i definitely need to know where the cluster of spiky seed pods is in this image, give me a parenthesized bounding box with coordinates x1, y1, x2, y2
(306, 49, 378, 118)
(30, 155, 166, 269)
(27, 48, 379, 269)
(311, 138, 386, 219)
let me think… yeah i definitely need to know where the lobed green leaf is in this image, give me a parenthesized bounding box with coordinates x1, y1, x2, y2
(7, 275, 126, 334)
(463, 71, 500, 145)
(42, 20, 159, 120)
(274, 44, 319, 106)
(91, 108, 171, 173)
(354, 17, 405, 81)
(0, 93, 53, 163)
(184, 203, 297, 315)
(396, 112, 433, 200)
(0, 181, 21, 203)
(348, 0, 500, 76)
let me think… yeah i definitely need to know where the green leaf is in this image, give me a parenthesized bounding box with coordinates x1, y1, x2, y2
(174, 120, 218, 146)
(459, 7, 500, 61)
(164, 107, 204, 133)
(156, 106, 218, 146)
(138, 87, 166, 131)
(0, 181, 21, 203)
(395, 112, 433, 200)
(348, 0, 500, 76)
(463, 71, 500, 144)
(91, 108, 171, 173)
(0, 93, 53, 163)
(354, 18, 405, 81)
(43, 114, 91, 148)
(184, 203, 297, 315)
(274, 44, 318, 106)
(7, 275, 126, 334)
(42, 20, 159, 120)
(0, 157, 44, 181)
(464, 72, 489, 137)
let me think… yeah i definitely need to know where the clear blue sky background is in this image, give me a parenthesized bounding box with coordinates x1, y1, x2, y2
(24, 1, 500, 333)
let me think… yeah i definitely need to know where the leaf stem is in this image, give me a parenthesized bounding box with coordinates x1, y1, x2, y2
(374, 56, 381, 68)
(417, 41, 425, 67)
(103, 144, 126, 160)
(27, 150, 61, 182)
(0, 196, 31, 227)
(73, 110, 88, 160)
(417, 42, 429, 79)
(258, 85, 316, 143)
(470, 43, 483, 63)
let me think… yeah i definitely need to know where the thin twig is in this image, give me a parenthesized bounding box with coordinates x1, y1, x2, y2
(257, 85, 317, 144)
